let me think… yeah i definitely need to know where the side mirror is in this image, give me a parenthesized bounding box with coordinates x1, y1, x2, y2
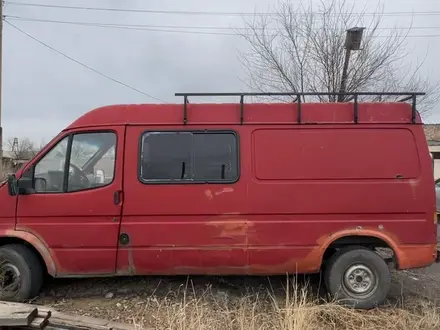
(7, 175, 18, 196)
(9, 166, 35, 196)
(17, 176, 35, 195)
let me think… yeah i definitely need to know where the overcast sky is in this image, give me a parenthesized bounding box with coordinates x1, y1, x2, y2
(2, 0, 440, 146)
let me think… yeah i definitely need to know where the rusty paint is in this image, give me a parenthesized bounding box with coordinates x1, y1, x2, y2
(408, 179, 419, 200)
(127, 246, 136, 275)
(316, 228, 437, 271)
(5, 225, 435, 277)
(248, 251, 323, 274)
(115, 266, 131, 276)
(0, 229, 57, 276)
(317, 227, 401, 248)
(172, 265, 249, 275)
(207, 221, 247, 237)
(214, 187, 234, 196)
(204, 190, 214, 200)
(395, 244, 437, 269)
(248, 227, 435, 274)
(87, 236, 438, 276)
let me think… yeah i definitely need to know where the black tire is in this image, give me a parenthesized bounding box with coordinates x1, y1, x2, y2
(323, 246, 390, 309)
(0, 244, 44, 302)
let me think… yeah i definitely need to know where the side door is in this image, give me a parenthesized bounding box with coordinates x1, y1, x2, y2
(116, 126, 248, 275)
(16, 127, 125, 276)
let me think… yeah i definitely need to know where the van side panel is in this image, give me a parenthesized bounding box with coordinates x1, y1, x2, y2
(254, 128, 420, 180)
(118, 123, 435, 275)
(117, 125, 249, 275)
(247, 125, 436, 273)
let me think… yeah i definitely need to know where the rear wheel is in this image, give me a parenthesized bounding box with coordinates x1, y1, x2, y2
(324, 246, 390, 309)
(0, 244, 44, 302)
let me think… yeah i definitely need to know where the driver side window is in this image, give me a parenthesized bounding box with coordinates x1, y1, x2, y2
(34, 137, 68, 193)
(34, 131, 116, 193)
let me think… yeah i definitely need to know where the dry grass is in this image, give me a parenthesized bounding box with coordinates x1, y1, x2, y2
(127, 277, 440, 330)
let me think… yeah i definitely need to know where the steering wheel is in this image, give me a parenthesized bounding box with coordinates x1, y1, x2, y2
(69, 163, 90, 189)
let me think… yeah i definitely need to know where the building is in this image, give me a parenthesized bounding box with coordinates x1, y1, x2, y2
(1, 150, 32, 173)
(424, 124, 440, 180)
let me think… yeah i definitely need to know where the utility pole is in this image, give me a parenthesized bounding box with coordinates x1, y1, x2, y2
(0, 0, 3, 177)
(337, 27, 365, 102)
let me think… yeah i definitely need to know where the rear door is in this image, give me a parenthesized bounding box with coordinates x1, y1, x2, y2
(16, 126, 125, 276)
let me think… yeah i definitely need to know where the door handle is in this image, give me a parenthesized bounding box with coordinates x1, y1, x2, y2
(113, 190, 122, 205)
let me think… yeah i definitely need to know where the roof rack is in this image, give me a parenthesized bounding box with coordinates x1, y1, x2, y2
(174, 92, 425, 125)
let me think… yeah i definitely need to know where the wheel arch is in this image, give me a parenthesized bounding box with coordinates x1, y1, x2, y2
(320, 229, 400, 268)
(0, 230, 57, 276)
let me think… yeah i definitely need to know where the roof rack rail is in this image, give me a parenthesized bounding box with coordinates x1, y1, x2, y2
(174, 92, 425, 125)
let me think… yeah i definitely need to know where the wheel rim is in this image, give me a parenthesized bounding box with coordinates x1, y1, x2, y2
(0, 261, 21, 297)
(343, 264, 378, 299)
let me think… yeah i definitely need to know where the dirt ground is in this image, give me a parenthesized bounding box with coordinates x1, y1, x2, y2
(34, 227, 440, 325)
(34, 268, 440, 324)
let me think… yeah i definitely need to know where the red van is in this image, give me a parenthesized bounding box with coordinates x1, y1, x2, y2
(1, 92, 438, 309)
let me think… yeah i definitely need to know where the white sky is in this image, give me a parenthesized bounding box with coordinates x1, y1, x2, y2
(2, 0, 440, 146)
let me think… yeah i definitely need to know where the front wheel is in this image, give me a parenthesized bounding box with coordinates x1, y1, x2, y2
(0, 244, 44, 302)
(324, 247, 391, 309)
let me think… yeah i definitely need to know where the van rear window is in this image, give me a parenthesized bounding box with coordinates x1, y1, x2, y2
(253, 128, 420, 180)
(139, 131, 239, 183)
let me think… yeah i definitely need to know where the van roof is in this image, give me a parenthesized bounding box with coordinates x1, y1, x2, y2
(66, 102, 422, 130)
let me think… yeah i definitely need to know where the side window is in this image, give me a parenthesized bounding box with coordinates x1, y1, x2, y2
(140, 131, 238, 183)
(141, 132, 193, 181)
(33, 132, 116, 193)
(193, 133, 237, 181)
(68, 133, 116, 192)
(94, 146, 116, 184)
(34, 137, 69, 193)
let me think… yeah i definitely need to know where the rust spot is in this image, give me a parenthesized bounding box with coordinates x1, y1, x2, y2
(167, 266, 249, 276)
(248, 251, 323, 274)
(115, 247, 137, 276)
(316, 227, 401, 247)
(214, 187, 234, 196)
(127, 246, 136, 275)
(408, 179, 418, 200)
(207, 221, 247, 238)
(205, 190, 214, 200)
(395, 244, 437, 269)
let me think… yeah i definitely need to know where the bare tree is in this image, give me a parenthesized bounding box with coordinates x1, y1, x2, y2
(238, 0, 439, 114)
(0, 138, 39, 176)
(6, 138, 38, 162)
